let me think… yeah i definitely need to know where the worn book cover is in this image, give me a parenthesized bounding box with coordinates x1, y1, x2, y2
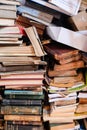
(44, 42, 79, 61)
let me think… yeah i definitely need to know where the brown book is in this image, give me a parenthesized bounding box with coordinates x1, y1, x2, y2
(1, 105, 41, 115)
(44, 43, 79, 60)
(16, 15, 46, 30)
(54, 60, 84, 71)
(4, 115, 41, 122)
(79, 98, 87, 104)
(75, 104, 87, 114)
(16, 15, 46, 35)
(48, 69, 77, 77)
(50, 81, 84, 88)
(59, 54, 81, 65)
(53, 72, 83, 84)
(50, 122, 75, 130)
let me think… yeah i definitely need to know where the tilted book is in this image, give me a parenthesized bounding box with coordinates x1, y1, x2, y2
(48, 0, 81, 16)
(25, 26, 46, 57)
(47, 26, 87, 52)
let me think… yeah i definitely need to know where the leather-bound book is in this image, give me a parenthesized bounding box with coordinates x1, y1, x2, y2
(44, 42, 79, 61)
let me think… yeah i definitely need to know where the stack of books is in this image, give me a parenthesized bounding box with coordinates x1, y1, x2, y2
(1, 70, 45, 129)
(0, 0, 47, 130)
(75, 70, 87, 116)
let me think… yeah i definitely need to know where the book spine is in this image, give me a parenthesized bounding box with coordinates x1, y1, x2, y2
(5, 94, 44, 100)
(2, 99, 42, 106)
(4, 90, 43, 95)
(5, 123, 43, 130)
(1, 106, 42, 115)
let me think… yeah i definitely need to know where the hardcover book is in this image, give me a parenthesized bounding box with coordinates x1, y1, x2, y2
(44, 42, 79, 61)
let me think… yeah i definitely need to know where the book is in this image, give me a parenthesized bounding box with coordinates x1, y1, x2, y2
(53, 72, 83, 84)
(48, 69, 77, 77)
(0, 64, 39, 72)
(0, 0, 21, 5)
(47, 26, 87, 52)
(0, 40, 23, 45)
(75, 104, 87, 114)
(16, 15, 46, 35)
(0, 18, 15, 26)
(17, 5, 53, 23)
(59, 54, 81, 65)
(44, 42, 79, 60)
(0, 70, 45, 79)
(22, 12, 52, 26)
(4, 85, 42, 90)
(54, 60, 84, 71)
(68, 11, 87, 31)
(1, 105, 42, 115)
(4, 94, 44, 100)
(0, 26, 20, 34)
(16, 15, 46, 30)
(0, 33, 22, 38)
(0, 4, 16, 11)
(51, 97, 76, 106)
(50, 122, 77, 130)
(48, 0, 81, 16)
(0, 9, 16, 19)
(4, 90, 43, 96)
(0, 45, 35, 56)
(29, 0, 81, 16)
(0, 56, 43, 66)
(2, 99, 42, 106)
(4, 115, 41, 122)
(25, 26, 46, 56)
(5, 122, 44, 130)
(5, 120, 42, 126)
(0, 79, 43, 86)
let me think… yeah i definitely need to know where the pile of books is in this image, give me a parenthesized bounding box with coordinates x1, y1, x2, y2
(0, 0, 47, 130)
(0, 0, 87, 130)
(43, 42, 85, 129)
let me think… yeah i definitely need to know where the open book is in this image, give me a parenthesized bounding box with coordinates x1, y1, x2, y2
(47, 26, 87, 52)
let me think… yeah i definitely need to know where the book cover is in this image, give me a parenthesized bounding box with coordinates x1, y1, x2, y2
(1, 105, 42, 115)
(47, 26, 87, 52)
(44, 42, 79, 60)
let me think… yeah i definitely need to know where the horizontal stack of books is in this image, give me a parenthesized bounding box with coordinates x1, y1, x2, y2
(0, 0, 47, 130)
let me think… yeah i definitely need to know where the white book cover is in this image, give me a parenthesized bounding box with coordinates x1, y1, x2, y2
(48, 0, 82, 16)
(47, 26, 87, 52)
(78, 92, 87, 98)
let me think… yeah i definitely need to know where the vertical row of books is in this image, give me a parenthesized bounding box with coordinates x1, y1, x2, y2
(0, 0, 47, 130)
